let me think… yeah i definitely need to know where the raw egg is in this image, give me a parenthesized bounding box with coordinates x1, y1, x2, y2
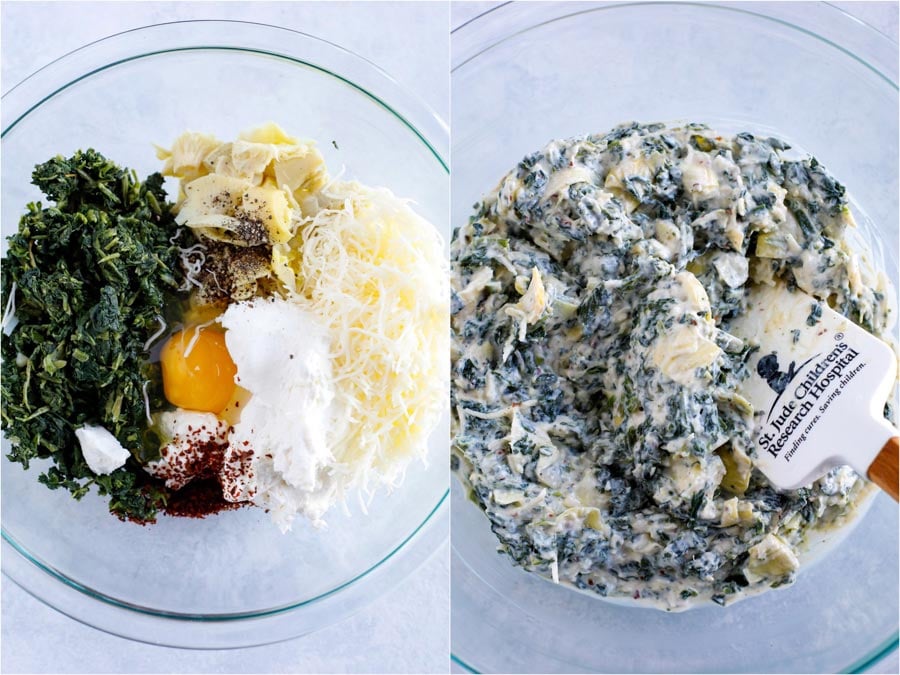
(160, 327, 237, 414)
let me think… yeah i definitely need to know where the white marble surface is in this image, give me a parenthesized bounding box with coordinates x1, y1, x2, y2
(448, 2, 898, 675)
(0, 2, 449, 674)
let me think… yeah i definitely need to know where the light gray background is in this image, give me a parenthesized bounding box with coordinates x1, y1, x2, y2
(2, 2, 898, 674)
(0, 2, 449, 674)
(448, 1, 899, 674)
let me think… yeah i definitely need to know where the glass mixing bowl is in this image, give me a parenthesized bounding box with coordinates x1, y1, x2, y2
(450, 2, 898, 672)
(1, 20, 449, 649)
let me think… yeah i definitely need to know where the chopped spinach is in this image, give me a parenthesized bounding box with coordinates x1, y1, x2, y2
(1, 150, 188, 522)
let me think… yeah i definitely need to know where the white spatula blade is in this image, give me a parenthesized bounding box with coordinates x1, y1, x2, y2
(729, 284, 897, 490)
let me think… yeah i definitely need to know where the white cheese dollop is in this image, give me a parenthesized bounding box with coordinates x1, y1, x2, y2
(75, 425, 130, 475)
(219, 296, 341, 531)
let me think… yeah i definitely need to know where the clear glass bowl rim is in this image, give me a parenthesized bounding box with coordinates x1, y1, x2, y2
(1, 17, 449, 645)
(451, 0, 898, 87)
(449, 2, 898, 672)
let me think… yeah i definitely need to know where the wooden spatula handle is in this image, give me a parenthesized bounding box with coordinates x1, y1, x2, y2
(868, 436, 898, 502)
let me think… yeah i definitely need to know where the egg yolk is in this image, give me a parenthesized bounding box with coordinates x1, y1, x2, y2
(160, 327, 237, 414)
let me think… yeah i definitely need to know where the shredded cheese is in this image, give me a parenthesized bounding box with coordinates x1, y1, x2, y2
(141, 380, 152, 425)
(143, 315, 168, 351)
(279, 180, 449, 492)
(183, 319, 217, 358)
(178, 243, 207, 292)
(2, 282, 17, 336)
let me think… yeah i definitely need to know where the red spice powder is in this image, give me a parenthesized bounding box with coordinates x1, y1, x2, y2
(163, 479, 248, 519)
(150, 422, 256, 520)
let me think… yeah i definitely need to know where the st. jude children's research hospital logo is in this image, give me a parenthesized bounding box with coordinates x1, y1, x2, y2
(755, 338, 864, 461)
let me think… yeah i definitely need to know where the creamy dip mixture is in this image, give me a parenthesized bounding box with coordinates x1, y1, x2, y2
(450, 122, 894, 610)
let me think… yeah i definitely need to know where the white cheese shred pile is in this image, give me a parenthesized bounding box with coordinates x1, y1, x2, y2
(285, 180, 449, 495)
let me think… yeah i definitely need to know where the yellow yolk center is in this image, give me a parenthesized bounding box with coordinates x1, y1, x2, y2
(160, 327, 237, 414)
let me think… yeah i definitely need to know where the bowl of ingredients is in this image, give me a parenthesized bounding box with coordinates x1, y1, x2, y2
(1, 20, 449, 648)
(450, 3, 898, 672)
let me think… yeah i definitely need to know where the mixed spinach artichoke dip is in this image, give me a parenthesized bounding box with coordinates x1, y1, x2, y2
(2, 123, 447, 530)
(450, 122, 895, 610)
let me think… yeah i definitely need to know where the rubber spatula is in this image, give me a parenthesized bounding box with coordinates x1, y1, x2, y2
(728, 283, 898, 501)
